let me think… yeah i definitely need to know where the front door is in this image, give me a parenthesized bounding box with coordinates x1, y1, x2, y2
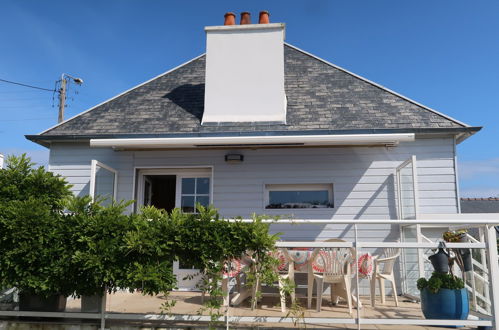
(137, 168, 212, 290)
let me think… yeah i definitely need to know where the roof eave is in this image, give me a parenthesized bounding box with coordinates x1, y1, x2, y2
(26, 126, 481, 147)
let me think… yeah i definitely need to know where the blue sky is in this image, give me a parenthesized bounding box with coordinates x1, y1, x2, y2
(0, 0, 498, 197)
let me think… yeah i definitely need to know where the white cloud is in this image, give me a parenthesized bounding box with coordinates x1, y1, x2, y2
(459, 158, 499, 180)
(458, 158, 499, 197)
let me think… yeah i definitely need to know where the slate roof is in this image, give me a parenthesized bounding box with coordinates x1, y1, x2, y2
(461, 198, 499, 213)
(30, 44, 476, 140)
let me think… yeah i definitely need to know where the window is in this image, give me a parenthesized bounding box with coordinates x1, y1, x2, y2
(90, 160, 117, 206)
(265, 184, 334, 209)
(180, 177, 210, 213)
(136, 168, 212, 214)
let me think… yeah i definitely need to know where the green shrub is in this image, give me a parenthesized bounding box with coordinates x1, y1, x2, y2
(123, 204, 279, 296)
(0, 198, 75, 296)
(0, 154, 280, 308)
(0, 154, 71, 210)
(417, 272, 464, 294)
(0, 155, 73, 296)
(65, 196, 151, 296)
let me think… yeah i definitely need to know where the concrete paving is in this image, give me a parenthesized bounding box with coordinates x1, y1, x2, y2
(64, 291, 477, 329)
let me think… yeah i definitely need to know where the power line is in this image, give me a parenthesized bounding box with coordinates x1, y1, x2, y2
(0, 78, 55, 92)
(0, 117, 52, 122)
(0, 97, 54, 101)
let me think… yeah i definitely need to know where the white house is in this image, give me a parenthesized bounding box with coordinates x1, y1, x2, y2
(27, 14, 481, 293)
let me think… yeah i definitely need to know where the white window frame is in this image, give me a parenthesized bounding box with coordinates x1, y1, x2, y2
(264, 183, 334, 210)
(89, 160, 118, 202)
(175, 175, 211, 213)
(135, 167, 213, 210)
(395, 155, 419, 220)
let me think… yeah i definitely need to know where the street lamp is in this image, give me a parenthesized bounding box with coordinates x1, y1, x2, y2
(58, 73, 83, 123)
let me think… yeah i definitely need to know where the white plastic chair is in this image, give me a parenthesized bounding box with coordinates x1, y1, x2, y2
(370, 246, 401, 307)
(309, 239, 354, 313)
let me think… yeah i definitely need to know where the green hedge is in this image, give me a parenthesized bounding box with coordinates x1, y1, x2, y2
(0, 155, 278, 299)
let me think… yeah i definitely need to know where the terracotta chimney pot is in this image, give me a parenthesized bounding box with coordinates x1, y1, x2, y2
(240, 12, 251, 25)
(259, 11, 270, 24)
(224, 12, 236, 25)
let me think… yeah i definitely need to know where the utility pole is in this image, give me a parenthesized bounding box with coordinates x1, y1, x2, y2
(57, 75, 67, 123)
(57, 73, 83, 123)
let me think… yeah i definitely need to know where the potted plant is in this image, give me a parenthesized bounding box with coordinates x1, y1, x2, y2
(417, 272, 468, 320)
(419, 232, 470, 322)
(443, 229, 472, 272)
(66, 196, 177, 312)
(0, 155, 73, 311)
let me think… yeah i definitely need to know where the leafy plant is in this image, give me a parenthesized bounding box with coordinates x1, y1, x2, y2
(0, 157, 294, 326)
(417, 272, 464, 294)
(0, 155, 73, 296)
(65, 196, 166, 297)
(0, 154, 71, 210)
(443, 229, 467, 243)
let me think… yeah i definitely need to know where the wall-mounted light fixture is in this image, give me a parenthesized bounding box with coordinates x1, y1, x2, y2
(225, 153, 244, 163)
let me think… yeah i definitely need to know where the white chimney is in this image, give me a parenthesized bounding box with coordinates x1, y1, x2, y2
(202, 15, 286, 124)
(0, 154, 3, 169)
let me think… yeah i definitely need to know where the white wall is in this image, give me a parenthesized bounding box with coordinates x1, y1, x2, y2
(48, 137, 458, 293)
(49, 137, 458, 219)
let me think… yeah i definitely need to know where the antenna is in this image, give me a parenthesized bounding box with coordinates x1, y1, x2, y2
(57, 73, 83, 123)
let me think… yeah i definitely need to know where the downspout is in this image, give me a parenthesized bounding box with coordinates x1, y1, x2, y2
(453, 136, 462, 213)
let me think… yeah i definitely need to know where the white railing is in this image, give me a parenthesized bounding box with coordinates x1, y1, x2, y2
(0, 218, 497, 330)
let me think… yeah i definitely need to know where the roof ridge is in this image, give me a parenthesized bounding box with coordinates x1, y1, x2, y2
(461, 197, 499, 201)
(284, 43, 470, 128)
(39, 53, 206, 135)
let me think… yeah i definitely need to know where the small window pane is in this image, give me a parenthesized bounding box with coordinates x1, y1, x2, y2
(94, 165, 115, 206)
(267, 189, 332, 209)
(181, 196, 195, 213)
(196, 178, 210, 194)
(196, 195, 210, 207)
(182, 178, 195, 194)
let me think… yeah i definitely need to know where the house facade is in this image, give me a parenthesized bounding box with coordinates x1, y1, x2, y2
(27, 15, 480, 291)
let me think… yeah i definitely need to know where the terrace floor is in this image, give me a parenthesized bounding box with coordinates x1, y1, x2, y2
(66, 291, 476, 329)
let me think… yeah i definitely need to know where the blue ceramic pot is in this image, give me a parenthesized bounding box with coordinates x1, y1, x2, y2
(420, 288, 469, 320)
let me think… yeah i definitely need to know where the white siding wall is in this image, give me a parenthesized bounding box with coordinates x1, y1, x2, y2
(49, 136, 457, 220)
(48, 137, 458, 293)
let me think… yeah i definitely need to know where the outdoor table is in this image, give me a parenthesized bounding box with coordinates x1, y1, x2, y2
(222, 247, 373, 308)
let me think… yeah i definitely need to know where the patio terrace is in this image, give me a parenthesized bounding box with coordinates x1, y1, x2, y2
(63, 291, 475, 329)
(0, 217, 497, 329)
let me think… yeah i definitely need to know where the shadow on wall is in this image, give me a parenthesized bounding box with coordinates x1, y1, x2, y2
(163, 84, 205, 121)
(78, 182, 90, 198)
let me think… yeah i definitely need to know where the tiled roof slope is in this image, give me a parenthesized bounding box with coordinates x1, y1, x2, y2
(461, 198, 499, 213)
(40, 44, 466, 137)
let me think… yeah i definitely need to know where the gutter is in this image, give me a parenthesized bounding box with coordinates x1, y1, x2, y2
(25, 126, 481, 145)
